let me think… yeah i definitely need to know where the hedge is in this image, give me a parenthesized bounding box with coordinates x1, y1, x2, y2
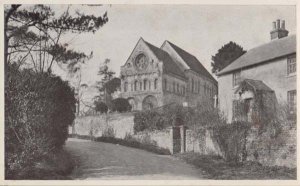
(5, 64, 76, 179)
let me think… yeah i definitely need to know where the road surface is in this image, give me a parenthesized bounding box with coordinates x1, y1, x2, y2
(65, 138, 206, 180)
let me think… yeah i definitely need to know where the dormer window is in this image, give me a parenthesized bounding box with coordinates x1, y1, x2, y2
(287, 55, 296, 75)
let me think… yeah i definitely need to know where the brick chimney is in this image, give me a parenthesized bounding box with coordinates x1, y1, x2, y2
(270, 19, 289, 40)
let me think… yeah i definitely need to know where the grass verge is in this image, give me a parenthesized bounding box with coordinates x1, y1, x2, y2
(175, 152, 296, 180)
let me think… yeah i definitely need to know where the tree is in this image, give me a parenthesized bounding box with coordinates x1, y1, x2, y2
(4, 4, 108, 73)
(211, 41, 246, 74)
(95, 59, 116, 107)
(111, 98, 132, 112)
(94, 101, 108, 114)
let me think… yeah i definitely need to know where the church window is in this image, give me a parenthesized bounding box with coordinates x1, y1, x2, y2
(173, 82, 176, 92)
(149, 80, 151, 90)
(154, 79, 158, 89)
(140, 82, 143, 90)
(131, 83, 133, 91)
(287, 55, 296, 75)
(124, 82, 128, 92)
(177, 83, 179, 93)
(134, 81, 138, 91)
(164, 79, 167, 90)
(233, 71, 241, 87)
(144, 79, 147, 90)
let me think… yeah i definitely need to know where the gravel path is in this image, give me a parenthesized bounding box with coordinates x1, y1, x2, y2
(65, 138, 206, 180)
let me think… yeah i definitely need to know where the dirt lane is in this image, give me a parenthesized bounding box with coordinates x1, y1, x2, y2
(65, 138, 206, 180)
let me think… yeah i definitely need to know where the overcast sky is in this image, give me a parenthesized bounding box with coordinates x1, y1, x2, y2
(53, 4, 296, 86)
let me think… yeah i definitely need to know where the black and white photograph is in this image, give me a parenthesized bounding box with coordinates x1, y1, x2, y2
(3, 1, 298, 184)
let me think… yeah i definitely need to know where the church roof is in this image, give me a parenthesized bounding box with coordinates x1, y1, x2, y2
(144, 40, 186, 79)
(218, 34, 296, 76)
(235, 79, 274, 94)
(164, 41, 217, 84)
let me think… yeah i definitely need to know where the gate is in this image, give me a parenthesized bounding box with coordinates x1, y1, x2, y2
(173, 126, 181, 154)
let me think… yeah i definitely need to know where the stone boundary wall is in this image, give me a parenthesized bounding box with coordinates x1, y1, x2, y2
(134, 128, 173, 153)
(246, 126, 296, 168)
(185, 126, 296, 168)
(69, 112, 135, 139)
(185, 129, 223, 157)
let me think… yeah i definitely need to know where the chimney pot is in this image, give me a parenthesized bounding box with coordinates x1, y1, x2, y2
(272, 21, 276, 30)
(277, 19, 281, 29)
(281, 20, 285, 29)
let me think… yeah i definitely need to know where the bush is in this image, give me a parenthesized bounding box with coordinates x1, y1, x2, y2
(111, 98, 132, 112)
(102, 126, 115, 137)
(5, 64, 76, 179)
(94, 101, 108, 113)
(210, 121, 251, 163)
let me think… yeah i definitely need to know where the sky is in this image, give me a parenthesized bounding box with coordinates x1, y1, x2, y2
(53, 4, 296, 87)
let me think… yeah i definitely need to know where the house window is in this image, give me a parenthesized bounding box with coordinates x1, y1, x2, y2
(191, 79, 194, 93)
(233, 71, 241, 87)
(287, 55, 296, 75)
(288, 90, 297, 115)
(177, 83, 179, 93)
(198, 81, 201, 93)
(124, 82, 128, 92)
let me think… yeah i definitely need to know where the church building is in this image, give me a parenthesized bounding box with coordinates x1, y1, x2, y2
(120, 37, 217, 111)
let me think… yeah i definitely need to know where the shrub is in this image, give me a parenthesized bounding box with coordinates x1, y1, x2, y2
(210, 121, 251, 163)
(102, 126, 115, 137)
(5, 64, 76, 179)
(111, 98, 132, 112)
(94, 101, 108, 114)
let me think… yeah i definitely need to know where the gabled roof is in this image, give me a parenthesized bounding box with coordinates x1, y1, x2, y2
(235, 79, 274, 94)
(143, 40, 185, 79)
(218, 34, 296, 76)
(164, 41, 217, 84)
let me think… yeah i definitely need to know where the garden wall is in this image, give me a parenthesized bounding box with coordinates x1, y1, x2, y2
(245, 126, 296, 168)
(69, 112, 135, 139)
(134, 128, 173, 153)
(185, 125, 296, 168)
(185, 129, 223, 156)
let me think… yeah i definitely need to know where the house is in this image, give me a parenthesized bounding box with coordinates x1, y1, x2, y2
(119, 37, 217, 110)
(217, 19, 296, 123)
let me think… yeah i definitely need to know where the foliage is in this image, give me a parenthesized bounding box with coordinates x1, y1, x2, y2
(111, 98, 132, 112)
(94, 101, 108, 113)
(210, 121, 251, 163)
(104, 77, 121, 94)
(102, 126, 115, 138)
(211, 41, 246, 74)
(133, 102, 226, 133)
(133, 110, 166, 133)
(5, 4, 108, 73)
(176, 152, 296, 179)
(5, 63, 76, 179)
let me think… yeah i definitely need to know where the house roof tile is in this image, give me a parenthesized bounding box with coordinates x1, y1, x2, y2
(218, 35, 296, 75)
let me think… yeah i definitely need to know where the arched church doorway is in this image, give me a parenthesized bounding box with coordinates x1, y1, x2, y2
(142, 95, 158, 110)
